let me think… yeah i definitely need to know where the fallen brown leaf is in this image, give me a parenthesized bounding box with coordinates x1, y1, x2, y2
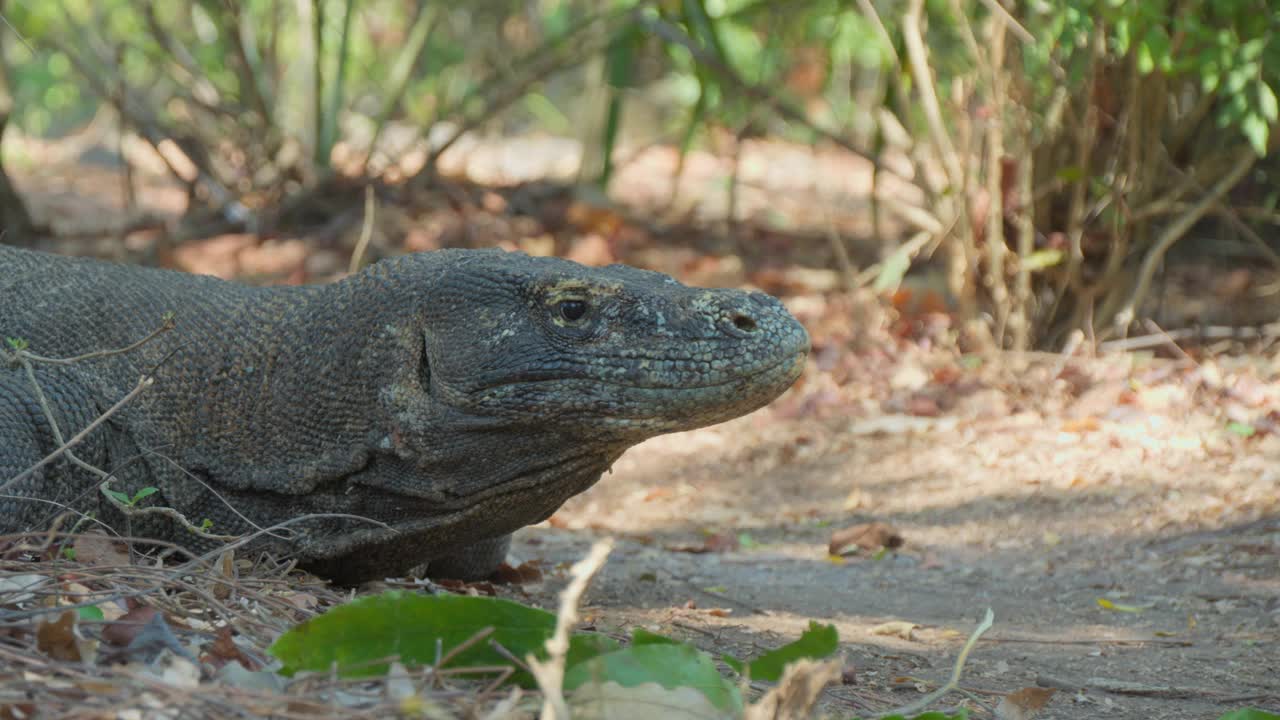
(280, 592, 319, 611)
(744, 658, 842, 720)
(828, 522, 904, 556)
(203, 626, 260, 671)
(995, 686, 1057, 720)
(1061, 416, 1100, 433)
(71, 532, 130, 567)
(0, 703, 36, 720)
(433, 578, 498, 596)
(870, 620, 919, 640)
(491, 561, 545, 585)
(36, 611, 84, 662)
(669, 532, 739, 554)
(102, 605, 160, 647)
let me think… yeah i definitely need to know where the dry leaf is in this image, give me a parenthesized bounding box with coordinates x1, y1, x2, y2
(491, 561, 544, 585)
(280, 592, 319, 611)
(870, 620, 919, 640)
(828, 522, 904, 556)
(213, 551, 236, 601)
(995, 687, 1057, 720)
(102, 605, 160, 647)
(1061, 417, 1100, 433)
(669, 532, 739, 554)
(0, 703, 36, 720)
(572, 680, 725, 720)
(72, 532, 130, 567)
(744, 658, 842, 720)
(36, 611, 85, 662)
(0, 574, 49, 605)
(202, 626, 260, 671)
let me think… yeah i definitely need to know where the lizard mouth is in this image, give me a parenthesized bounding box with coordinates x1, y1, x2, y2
(466, 347, 807, 428)
(472, 345, 808, 393)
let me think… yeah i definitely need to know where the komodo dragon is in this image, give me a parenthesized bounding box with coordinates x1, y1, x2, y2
(0, 245, 808, 583)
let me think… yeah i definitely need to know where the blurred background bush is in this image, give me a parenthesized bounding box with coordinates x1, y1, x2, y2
(0, 0, 1276, 350)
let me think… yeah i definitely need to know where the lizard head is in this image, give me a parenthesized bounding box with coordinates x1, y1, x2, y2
(399, 248, 810, 438)
(300, 248, 809, 580)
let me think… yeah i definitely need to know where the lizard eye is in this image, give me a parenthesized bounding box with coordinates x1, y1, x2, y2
(556, 299, 589, 323)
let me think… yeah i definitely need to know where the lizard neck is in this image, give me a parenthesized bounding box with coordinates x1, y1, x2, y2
(160, 272, 421, 495)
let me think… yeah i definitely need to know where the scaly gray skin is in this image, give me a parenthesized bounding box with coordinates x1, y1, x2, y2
(0, 245, 808, 583)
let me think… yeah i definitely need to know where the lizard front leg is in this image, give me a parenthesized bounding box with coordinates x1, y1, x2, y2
(425, 534, 513, 580)
(0, 369, 109, 533)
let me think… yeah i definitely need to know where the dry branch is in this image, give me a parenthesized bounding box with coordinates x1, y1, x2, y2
(1112, 146, 1257, 333)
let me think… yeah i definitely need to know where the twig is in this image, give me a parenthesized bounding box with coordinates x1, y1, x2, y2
(1112, 147, 1257, 331)
(348, 184, 377, 274)
(1210, 203, 1280, 270)
(824, 210, 859, 293)
(986, 636, 1194, 647)
(855, 0, 900, 67)
(16, 314, 175, 366)
(873, 608, 994, 719)
(638, 13, 887, 175)
(359, 3, 443, 176)
(529, 539, 614, 720)
(1084, 677, 1216, 699)
(901, 0, 963, 189)
(853, 230, 935, 288)
(222, 0, 274, 129)
(419, 7, 631, 178)
(976, 0, 1034, 44)
(0, 376, 153, 494)
(1140, 319, 1194, 363)
(46, 23, 249, 226)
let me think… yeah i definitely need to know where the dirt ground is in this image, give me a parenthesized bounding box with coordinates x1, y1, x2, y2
(516, 349, 1280, 719)
(4, 131, 1278, 718)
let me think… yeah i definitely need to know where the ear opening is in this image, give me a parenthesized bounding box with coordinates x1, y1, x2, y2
(419, 338, 432, 392)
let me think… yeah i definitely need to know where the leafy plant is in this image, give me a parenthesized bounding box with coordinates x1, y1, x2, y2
(270, 591, 848, 714)
(101, 485, 158, 508)
(269, 591, 619, 684)
(722, 620, 838, 682)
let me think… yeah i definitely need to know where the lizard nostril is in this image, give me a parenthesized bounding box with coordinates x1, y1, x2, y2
(732, 314, 757, 332)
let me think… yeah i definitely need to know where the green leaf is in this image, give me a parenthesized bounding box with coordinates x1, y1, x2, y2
(1216, 711, 1280, 720)
(1136, 39, 1154, 74)
(1022, 249, 1065, 272)
(564, 643, 742, 714)
(630, 628, 680, 646)
(1241, 113, 1269, 156)
(1240, 37, 1268, 63)
(1227, 421, 1257, 438)
(722, 621, 838, 682)
(131, 487, 159, 503)
(269, 591, 619, 684)
(1055, 165, 1085, 183)
(5, 337, 28, 351)
(1140, 25, 1171, 75)
(1258, 82, 1278, 123)
(873, 245, 913, 294)
(1113, 17, 1130, 54)
(78, 605, 105, 621)
(1227, 63, 1259, 94)
(102, 488, 130, 505)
